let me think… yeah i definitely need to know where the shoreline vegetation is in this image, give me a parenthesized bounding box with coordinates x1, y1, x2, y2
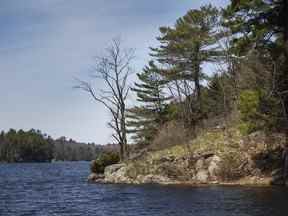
(86, 1, 288, 187)
(0, 129, 117, 163)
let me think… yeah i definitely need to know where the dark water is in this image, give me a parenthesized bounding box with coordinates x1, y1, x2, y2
(0, 162, 288, 216)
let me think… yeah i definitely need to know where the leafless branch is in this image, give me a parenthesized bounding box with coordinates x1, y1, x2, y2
(75, 37, 135, 160)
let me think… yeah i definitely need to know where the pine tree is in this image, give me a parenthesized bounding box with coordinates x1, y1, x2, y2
(127, 61, 170, 146)
(224, 0, 288, 147)
(151, 4, 221, 127)
(223, 0, 288, 56)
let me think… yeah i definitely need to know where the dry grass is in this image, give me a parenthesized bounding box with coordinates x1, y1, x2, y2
(148, 124, 244, 160)
(149, 121, 192, 151)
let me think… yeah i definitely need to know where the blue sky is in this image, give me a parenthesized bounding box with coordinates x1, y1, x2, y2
(0, 0, 229, 143)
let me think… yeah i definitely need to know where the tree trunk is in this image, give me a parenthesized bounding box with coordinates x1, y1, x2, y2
(120, 102, 128, 160)
(119, 143, 124, 162)
(281, 97, 288, 181)
(195, 64, 201, 109)
(282, 0, 288, 180)
(284, 0, 288, 57)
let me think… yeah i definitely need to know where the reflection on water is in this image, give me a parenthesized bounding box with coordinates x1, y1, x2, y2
(0, 162, 287, 216)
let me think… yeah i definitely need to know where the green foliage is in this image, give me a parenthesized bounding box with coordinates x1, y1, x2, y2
(0, 129, 104, 163)
(239, 90, 260, 121)
(127, 61, 170, 146)
(0, 129, 54, 162)
(150, 4, 223, 128)
(223, 0, 287, 54)
(223, 1, 288, 137)
(90, 151, 120, 174)
(127, 2, 287, 150)
(218, 151, 244, 181)
(202, 73, 234, 117)
(165, 102, 181, 121)
(238, 90, 261, 134)
(53, 137, 101, 161)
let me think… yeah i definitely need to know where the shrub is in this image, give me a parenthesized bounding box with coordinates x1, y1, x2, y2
(238, 90, 261, 134)
(218, 152, 244, 181)
(90, 151, 120, 174)
(150, 121, 191, 151)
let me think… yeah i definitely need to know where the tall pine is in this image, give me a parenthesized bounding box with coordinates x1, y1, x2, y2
(151, 5, 221, 127)
(127, 61, 170, 146)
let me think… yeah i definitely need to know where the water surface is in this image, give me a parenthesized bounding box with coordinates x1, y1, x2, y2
(0, 162, 287, 216)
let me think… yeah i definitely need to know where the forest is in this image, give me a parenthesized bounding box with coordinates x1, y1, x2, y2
(0, 129, 113, 162)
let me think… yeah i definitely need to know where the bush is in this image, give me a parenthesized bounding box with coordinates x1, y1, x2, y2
(90, 151, 120, 174)
(238, 90, 261, 134)
(218, 152, 244, 181)
(150, 121, 191, 151)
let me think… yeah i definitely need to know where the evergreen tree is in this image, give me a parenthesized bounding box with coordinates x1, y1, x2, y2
(224, 0, 288, 146)
(203, 73, 234, 117)
(223, 0, 288, 104)
(151, 5, 222, 127)
(127, 61, 170, 146)
(223, 0, 288, 56)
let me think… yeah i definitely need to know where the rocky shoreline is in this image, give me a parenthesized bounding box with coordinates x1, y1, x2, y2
(88, 155, 287, 186)
(88, 130, 288, 187)
(87, 163, 283, 186)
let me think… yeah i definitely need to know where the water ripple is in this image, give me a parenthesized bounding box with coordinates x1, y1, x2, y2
(0, 162, 288, 216)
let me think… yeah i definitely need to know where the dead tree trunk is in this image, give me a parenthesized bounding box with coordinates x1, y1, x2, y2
(75, 37, 134, 161)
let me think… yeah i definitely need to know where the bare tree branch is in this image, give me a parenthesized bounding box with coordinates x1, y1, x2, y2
(75, 37, 135, 160)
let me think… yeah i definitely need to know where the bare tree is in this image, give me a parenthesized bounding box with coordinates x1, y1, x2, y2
(75, 38, 134, 161)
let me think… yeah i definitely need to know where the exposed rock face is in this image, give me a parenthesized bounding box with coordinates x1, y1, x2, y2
(104, 163, 133, 184)
(195, 170, 209, 183)
(87, 173, 105, 183)
(193, 154, 221, 183)
(195, 159, 205, 171)
(88, 151, 274, 185)
(89, 153, 223, 185)
(102, 163, 176, 184)
(87, 131, 286, 186)
(136, 174, 174, 184)
(208, 155, 221, 180)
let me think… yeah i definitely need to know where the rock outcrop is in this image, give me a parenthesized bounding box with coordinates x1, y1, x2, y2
(89, 150, 286, 185)
(88, 129, 287, 186)
(89, 153, 228, 185)
(104, 163, 133, 184)
(87, 173, 105, 183)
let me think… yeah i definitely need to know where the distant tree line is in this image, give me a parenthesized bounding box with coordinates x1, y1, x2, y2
(0, 129, 114, 163)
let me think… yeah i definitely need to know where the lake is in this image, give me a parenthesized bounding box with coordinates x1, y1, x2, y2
(0, 162, 287, 216)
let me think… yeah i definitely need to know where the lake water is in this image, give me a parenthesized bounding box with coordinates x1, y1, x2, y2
(0, 162, 288, 216)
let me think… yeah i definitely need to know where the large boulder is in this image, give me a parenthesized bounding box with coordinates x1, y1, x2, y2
(193, 154, 221, 183)
(104, 163, 124, 174)
(104, 163, 133, 183)
(154, 162, 188, 181)
(195, 158, 205, 171)
(208, 155, 221, 180)
(137, 174, 174, 184)
(195, 169, 209, 183)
